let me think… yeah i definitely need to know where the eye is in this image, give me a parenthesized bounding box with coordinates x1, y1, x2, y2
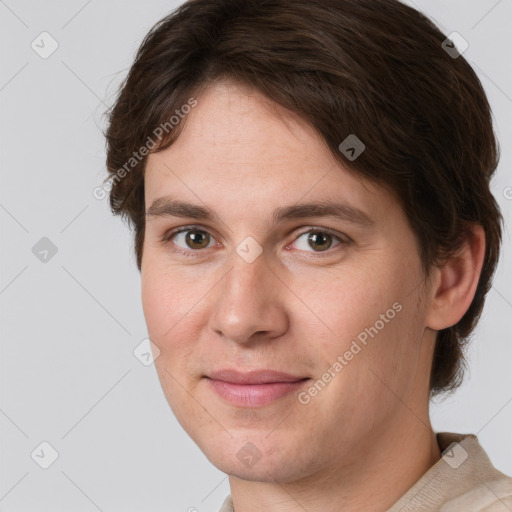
(163, 226, 217, 254)
(161, 225, 349, 257)
(291, 229, 345, 253)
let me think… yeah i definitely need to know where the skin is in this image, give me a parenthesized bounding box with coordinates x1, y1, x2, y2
(141, 79, 486, 512)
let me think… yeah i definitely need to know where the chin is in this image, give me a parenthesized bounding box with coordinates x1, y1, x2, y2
(196, 431, 311, 484)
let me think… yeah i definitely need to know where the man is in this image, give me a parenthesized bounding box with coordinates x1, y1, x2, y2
(103, 0, 512, 510)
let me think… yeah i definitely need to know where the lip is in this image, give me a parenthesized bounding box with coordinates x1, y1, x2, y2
(205, 369, 310, 407)
(208, 369, 307, 384)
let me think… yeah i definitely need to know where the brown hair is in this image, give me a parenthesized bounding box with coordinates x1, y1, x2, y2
(103, 0, 503, 398)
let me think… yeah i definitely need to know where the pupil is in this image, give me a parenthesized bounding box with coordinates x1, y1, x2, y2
(187, 231, 208, 248)
(309, 232, 331, 251)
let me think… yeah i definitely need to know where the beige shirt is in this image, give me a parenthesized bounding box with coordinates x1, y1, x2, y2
(218, 432, 512, 511)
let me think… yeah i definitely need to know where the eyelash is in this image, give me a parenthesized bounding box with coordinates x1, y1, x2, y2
(160, 225, 351, 258)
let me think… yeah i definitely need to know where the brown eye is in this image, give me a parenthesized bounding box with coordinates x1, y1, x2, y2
(293, 229, 344, 253)
(167, 228, 215, 252)
(184, 230, 210, 249)
(307, 231, 333, 251)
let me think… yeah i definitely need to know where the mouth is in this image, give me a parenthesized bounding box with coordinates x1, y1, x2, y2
(204, 369, 310, 408)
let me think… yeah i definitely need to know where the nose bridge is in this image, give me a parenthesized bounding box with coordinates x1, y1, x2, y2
(209, 246, 286, 343)
(224, 249, 270, 317)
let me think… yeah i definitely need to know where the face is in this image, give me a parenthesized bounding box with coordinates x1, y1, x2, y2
(141, 79, 436, 483)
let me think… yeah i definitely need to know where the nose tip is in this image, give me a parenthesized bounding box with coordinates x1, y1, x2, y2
(208, 252, 289, 345)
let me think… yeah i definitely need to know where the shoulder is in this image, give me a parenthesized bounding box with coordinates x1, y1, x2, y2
(389, 432, 512, 512)
(438, 432, 512, 512)
(439, 478, 512, 511)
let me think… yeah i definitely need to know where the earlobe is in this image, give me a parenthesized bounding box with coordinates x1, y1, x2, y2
(426, 225, 486, 331)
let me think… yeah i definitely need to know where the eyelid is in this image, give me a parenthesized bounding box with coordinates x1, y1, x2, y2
(161, 224, 351, 256)
(161, 224, 219, 252)
(292, 226, 350, 243)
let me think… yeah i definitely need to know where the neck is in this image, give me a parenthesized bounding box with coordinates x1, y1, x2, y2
(228, 413, 441, 512)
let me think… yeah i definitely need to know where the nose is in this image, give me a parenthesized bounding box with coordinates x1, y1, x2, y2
(208, 246, 289, 345)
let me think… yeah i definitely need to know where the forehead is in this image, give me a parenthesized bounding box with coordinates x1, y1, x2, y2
(165, 80, 331, 174)
(143, 80, 398, 228)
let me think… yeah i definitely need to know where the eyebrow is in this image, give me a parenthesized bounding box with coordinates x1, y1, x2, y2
(145, 196, 375, 228)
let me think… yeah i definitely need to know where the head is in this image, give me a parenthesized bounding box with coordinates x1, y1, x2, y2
(104, 0, 502, 482)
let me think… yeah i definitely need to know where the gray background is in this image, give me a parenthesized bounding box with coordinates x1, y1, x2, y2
(0, 1, 511, 511)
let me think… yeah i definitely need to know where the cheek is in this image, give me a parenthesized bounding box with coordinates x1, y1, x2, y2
(305, 257, 423, 381)
(141, 262, 206, 385)
(304, 266, 392, 342)
(141, 266, 206, 426)
(141, 261, 195, 343)
(141, 273, 168, 343)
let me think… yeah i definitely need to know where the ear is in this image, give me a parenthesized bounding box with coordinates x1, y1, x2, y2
(425, 224, 486, 330)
